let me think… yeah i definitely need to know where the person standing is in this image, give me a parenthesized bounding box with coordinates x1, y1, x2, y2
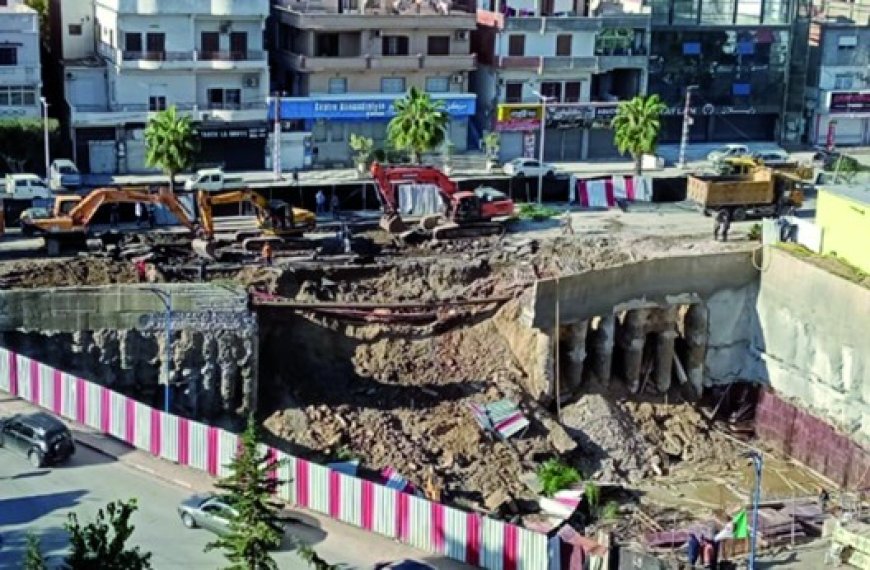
(330, 193, 340, 220)
(135, 202, 144, 227)
(261, 242, 273, 267)
(315, 190, 326, 215)
(687, 533, 701, 568)
(713, 209, 731, 242)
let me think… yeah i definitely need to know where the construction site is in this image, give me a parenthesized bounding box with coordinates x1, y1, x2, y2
(1, 159, 869, 569)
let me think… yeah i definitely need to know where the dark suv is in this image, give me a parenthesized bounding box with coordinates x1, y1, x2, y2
(0, 412, 75, 467)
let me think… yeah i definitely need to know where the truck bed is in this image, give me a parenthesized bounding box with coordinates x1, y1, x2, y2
(687, 172, 774, 208)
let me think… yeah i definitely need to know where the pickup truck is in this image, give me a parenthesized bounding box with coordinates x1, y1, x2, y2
(183, 168, 246, 192)
(4, 174, 53, 200)
(49, 159, 82, 190)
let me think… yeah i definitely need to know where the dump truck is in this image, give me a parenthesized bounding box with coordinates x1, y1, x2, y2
(687, 166, 808, 221)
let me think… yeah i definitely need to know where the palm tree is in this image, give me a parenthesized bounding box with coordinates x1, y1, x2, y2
(144, 106, 195, 193)
(386, 87, 449, 164)
(611, 94, 667, 175)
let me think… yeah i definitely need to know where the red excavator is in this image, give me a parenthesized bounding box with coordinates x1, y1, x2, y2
(370, 162, 514, 241)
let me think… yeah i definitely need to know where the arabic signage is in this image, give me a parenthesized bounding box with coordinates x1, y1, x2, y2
(495, 104, 542, 132)
(198, 127, 268, 139)
(546, 103, 619, 129)
(660, 104, 758, 116)
(269, 94, 476, 120)
(829, 91, 870, 114)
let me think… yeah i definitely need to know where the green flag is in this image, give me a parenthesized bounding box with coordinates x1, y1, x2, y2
(733, 509, 749, 539)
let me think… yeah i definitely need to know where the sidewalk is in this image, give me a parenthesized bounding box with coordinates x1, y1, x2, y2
(0, 395, 472, 569)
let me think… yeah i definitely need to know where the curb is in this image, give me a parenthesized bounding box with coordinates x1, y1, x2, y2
(72, 435, 197, 491)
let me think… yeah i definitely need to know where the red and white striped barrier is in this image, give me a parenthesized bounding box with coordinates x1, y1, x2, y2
(0, 347, 555, 569)
(571, 175, 651, 208)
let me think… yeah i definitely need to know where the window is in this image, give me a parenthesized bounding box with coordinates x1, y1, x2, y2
(505, 82, 523, 103)
(230, 32, 248, 60)
(146, 33, 165, 58)
(834, 74, 853, 89)
(0, 86, 36, 107)
(427, 36, 450, 56)
(838, 35, 858, 48)
(148, 96, 167, 111)
(313, 121, 328, 142)
(328, 77, 347, 94)
(125, 33, 142, 53)
(541, 81, 562, 101)
(0, 47, 17, 66)
(316, 33, 339, 57)
(425, 76, 450, 92)
(68, 24, 83, 36)
(0, 0, 7, 6)
(564, 81, 581, 102)
(556, 35, 572, 56)
(382, 36, 409, 56)
(508, 34, 525, 56)
(201, 32, 219, 56)
(207, 88, 242, 109)
(330, 122, 344, 142)
(381, 77, 406, 93)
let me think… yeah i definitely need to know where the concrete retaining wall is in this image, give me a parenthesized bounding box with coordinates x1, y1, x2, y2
(753, 248, 870, 445)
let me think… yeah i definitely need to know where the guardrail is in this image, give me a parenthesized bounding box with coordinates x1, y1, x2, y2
(0, 346, 554, 569)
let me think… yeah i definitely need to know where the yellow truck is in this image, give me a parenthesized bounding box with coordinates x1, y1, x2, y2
(687, 166, 808, 221)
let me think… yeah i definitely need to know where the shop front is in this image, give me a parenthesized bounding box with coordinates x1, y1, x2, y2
(494, 104, 542, 161)
(811, 91, 870, 147)
(269, 94, 476, 167)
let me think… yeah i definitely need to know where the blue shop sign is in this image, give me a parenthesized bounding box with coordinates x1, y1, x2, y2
(268, 94, 476, 120)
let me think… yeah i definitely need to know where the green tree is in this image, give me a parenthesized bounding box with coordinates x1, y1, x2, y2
(611, 94, 666, 175)
(386, 87, 449, 164)
(206, 416, 293, 569)
(23, 532, 47, 570)
(144, 106, 195, 193)
(0, 118, 59, 173)
(64, 499, 152, 570)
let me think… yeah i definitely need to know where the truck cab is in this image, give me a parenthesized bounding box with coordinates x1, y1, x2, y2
(5, 174, 52, 200)
(184, 168, 243, 192)
(49, 159, 82, 190)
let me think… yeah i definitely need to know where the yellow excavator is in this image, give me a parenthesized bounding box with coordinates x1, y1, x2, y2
(716, 156, 814, 180)
(21, 186, 196, 255)
(192, 189, 316, 259)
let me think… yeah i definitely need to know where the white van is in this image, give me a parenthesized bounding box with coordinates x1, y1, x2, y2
(4, 174, 53, 200)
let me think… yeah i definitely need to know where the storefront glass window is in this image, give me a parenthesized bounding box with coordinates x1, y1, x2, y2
(735, 0, 762, 24)
(673, 0, 700, 24)
(700, 0, 736, 24)
(762, 0, 790, 23)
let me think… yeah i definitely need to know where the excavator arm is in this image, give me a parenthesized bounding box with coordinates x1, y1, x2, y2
(196, 189, 315, 241)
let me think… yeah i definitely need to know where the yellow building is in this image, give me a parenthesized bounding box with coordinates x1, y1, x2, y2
(816, 185, 870, 273)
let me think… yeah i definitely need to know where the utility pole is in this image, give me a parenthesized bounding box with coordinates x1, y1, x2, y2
(746, 450, 763, 570)
(40, 97, 50, 180)
(272, 94, 282, 180)
(532, 90, 553, 204)
(677, 85, 698, 169)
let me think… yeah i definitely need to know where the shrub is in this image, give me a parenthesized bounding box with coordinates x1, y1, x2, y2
(537, 459, 582, 497)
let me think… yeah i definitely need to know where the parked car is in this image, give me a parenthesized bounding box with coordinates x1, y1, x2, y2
(502, 158, 556, 178)
(178, 494, 238, 535)
(706, 144, 750, 163)
(49, 159, 82, 190)
(751, 150, 791, 166)
(0, 412, 75, 467)
(4, 173, 52, 200)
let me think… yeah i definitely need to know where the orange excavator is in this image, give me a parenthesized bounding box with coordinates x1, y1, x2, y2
(191, 189, 316, 260)
(21, 186, 196, 255)
(370, 162, 514, 241)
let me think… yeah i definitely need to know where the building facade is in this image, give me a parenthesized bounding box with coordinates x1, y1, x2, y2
(50, 0, 270, 174)
(0, 0, 41, 121)
(270, 0, 478, 167)
(473, 0, 650, 161)
(646, 0, 810, 144)
(806, 16, 870, 147)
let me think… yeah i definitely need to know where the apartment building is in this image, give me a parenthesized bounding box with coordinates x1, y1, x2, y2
(646, 0, 811, 144)
(49, 0, 270, 174)
(473, 0, 650, 160)
(270, 0, 477, 167)
(0, 0, 41, 120)
(805, 1, 870, 146)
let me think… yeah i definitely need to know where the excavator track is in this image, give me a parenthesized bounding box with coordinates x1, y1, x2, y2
(430, 222, 506, 242)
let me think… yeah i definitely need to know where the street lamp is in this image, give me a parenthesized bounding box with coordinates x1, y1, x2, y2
(744, 450, 763, 570)
(531, 89, 556, 204)
(677, 85, 699, 169)
(40, 96, 50, 180)
(145, 287, 174, 414)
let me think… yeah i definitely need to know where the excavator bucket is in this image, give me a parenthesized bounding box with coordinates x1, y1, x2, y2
(191, 238, 218, 261)
(379, 213, 406, 234)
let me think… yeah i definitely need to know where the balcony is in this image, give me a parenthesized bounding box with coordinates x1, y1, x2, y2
(497, 55, 599, 73)
(69, 101, 266, 127)
(101, 0, 268, 17)
(274, 2, 476, 32)
(98, 43, 266, 70)
(496, 12, 650, 32)
(283, 52, 367, 72)
(0, 65, 41, 86)
(596, 47, 649, 71)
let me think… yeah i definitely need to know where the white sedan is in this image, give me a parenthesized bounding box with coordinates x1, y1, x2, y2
(502, 158, 557, 178)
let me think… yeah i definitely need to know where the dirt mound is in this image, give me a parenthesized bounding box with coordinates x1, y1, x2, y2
(560, 394, 654, 483)
(0, 257, 139, 289)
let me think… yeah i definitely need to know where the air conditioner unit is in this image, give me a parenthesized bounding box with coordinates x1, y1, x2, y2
(452, 73, 464, 84)
(219, 21, 232, 33)
(455, 30, 469, 41)
(244, 75, 260, 88)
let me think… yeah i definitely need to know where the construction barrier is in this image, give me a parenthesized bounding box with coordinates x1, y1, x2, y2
(0, 346, 554, 569)
(755, 390, 870, 490)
